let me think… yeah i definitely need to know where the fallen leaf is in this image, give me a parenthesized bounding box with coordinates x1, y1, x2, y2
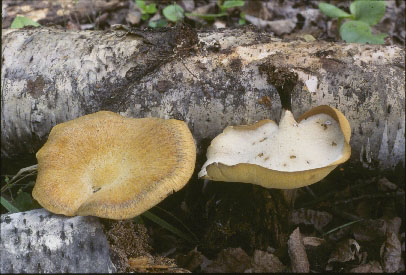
(328, 239, 360, 264)
(288, 227, 310, 273)
(385, 217, 401, 236)
(248, 250, 286, 273)
(352, 219, 386, 242)
(302, 236, 326, 247)
(349, 261, 383, 273)
(202, 247, 251, 273)
(128, 255, 154, 269)
(380, 232, 401, 273)
(176, 248, 204, 272)
(291, 208, 332, 231)
(377, 177, 398, 191)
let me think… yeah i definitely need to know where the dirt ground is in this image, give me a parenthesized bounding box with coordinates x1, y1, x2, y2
(2, 0, 405, 273)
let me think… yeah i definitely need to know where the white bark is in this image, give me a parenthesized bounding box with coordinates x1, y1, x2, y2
(1, 27, 404, 169)
(0, 209, 115, 273)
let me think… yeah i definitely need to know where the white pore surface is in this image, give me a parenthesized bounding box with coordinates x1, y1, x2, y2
(199, 110, 345, 177)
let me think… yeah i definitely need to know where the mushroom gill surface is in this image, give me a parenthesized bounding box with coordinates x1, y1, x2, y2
(199, 105, 351, 189)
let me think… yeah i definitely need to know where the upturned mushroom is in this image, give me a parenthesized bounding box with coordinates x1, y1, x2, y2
(198, 64, 351, 189)
(32, 111, 196, 220)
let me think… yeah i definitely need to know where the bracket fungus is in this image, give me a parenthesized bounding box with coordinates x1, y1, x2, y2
(32, 111, 196, 220)
(198, 64, 351, 189)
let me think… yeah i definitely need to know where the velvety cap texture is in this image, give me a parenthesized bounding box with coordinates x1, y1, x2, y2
(33, 111, 196, 219)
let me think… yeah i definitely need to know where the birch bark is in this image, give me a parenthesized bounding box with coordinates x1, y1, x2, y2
(1, 27, 404, 169)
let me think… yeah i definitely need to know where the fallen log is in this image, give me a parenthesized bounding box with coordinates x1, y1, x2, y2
(0, 209, 116, 273)
(1, 26, 404, 169)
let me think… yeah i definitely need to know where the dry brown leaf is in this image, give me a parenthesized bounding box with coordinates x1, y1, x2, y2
(247, 250, 286, 273)
(302, 236, 326, 247)
(377, 177, 398, 191)
(128, 255, 154, 269)
(291, 208, 332, 231)
(385, 217, 402, 236)
(328, 239, 360, 265)
(349, 261, 383, 273)
(129, 255, 189, 273)
(352, 219, 387, 242)
(288, 227, 310, 273)
(380, 232, 402, 273)
(202, 247, 251, 273)
(176, 248, 204, 272)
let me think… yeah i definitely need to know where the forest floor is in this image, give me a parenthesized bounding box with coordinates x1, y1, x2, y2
(1, 0, 405, 273)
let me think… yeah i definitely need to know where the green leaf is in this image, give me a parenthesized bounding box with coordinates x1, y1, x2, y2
(350, 0, 386, 26)
(318, 3, 351, 18)
(221, 0, 245, 10)
(238, 11, 246, 25)
(163, 4, 184, 22)
(1, 196, 20, 213)
(141, 13, 150, 21)
(10, 16, 41, 29)
(141, 210, 196, 243)
(340, 20, 387, 44)
(144, 3, 157, 14)
(135, 0, 146, 11)
(185, 12, 227, 20)
(148, 18, 168, 28)
(14, 191, 41, 211)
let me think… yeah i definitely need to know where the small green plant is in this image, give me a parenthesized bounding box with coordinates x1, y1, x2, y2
(163, 4, 185, 23)
(318, 0, 387, 44)
(186, 0, 245, 23)
(139, 209, 198, 244)
(148, 18, 168, 28)
(1, 165, 39, 214)
(10, 16, 41, 29)
(135, 0, 157, 21)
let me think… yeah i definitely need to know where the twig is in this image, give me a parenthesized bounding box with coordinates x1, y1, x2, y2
(333, 191, 405, 205)
(299, 181, 378, 208)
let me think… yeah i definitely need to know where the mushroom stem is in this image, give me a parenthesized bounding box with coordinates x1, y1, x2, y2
(281, 189, 298, 210)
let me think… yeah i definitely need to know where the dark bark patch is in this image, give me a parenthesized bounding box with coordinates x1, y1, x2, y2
(174, 23, 199, 57)
(229, 58, 242, 72)
(313, 49, 335, 58)
(259, 60, 298, 111)
(26, 76, 45, 99)
(156, 80, 173, 93)
(207, 41, 221, 53)
(320, 58, 345, 73)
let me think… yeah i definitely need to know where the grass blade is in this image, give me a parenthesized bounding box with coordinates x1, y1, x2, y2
(155, 206, 199, 243)
(142, 210, 196, 244)
(1, 196, 21, 213)
(322, 219, 363, 237)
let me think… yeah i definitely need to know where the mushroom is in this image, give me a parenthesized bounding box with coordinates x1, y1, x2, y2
(32, 111, 196, 220)
(198, 105, 351, 189)
(198, 64, 351, 189)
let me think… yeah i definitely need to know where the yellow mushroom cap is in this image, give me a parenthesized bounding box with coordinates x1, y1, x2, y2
(32, 111, 196, 219)
(198, 105, 351, 189)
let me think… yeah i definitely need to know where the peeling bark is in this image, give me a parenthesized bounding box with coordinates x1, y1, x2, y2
(1, 26, 404, 169)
